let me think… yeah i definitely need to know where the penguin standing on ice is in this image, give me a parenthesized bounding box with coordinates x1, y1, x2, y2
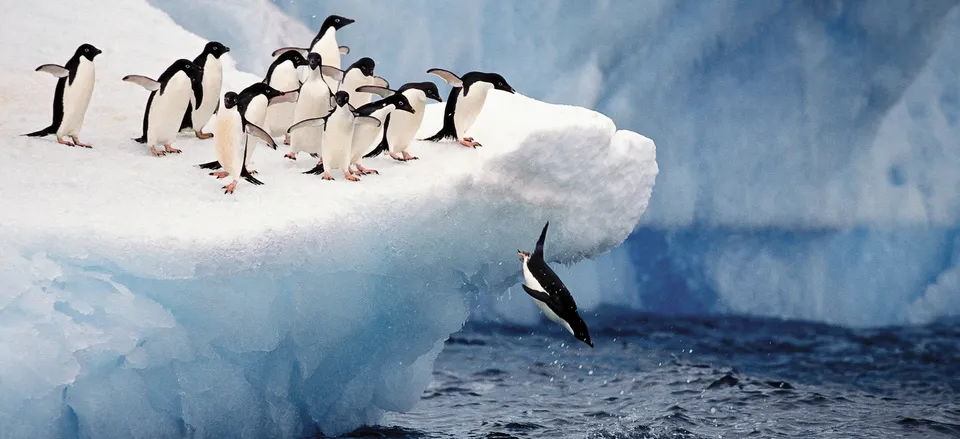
(123, 59, 203, 156)
(518, 222, 594, 348)
(24, 43, 102, 147)
(199, 83, 296, 176)
(337, 57, 389, 108)
(287, 91, 380, 181)
(286, 53, 342, 165)
(362, 82, 442, 162)
(346, 88, 415, 176)
(212, 91, 278, 194)
(179, 41, 230, 139)
(262, 51, 309, 145)
(424, 69, 515, 148)
(272, 14, 353, 91)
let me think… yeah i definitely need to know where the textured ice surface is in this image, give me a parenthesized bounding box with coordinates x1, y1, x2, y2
(0, 1, 656, 437)
(161, 0, 960, 327)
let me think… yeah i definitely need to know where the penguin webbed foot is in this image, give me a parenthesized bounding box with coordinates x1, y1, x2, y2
(70, 136, 92, 148)
(209, 171, 229, 179)
(355, 164, 378, 175)
(57, 137, 76, 147)
(401, 151, 418, 161)
(222, 180, 237, 194)
(150, 146, 166, 157)
(321, 171, 335, 181)
(284, 152, 297, 161)
(459, 138, 481, 148)
(164, 145, 182, 154)
(195, 130, 214, 140)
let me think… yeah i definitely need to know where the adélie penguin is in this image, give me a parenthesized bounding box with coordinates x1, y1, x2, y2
(262, 51, 309, 145)
(199, 83, 297, 176)
(518, 222, 594, 348)
(286, 52, 341, 163)
(361, 82, 442, 162)
(347, 87, 415, 176)
(272, 14, 353, 87)
(123, 59, 203, 156)
(24, 43, 102, 148)
(287, 91, 380, 181)
(213, 91, 278, 194)
(179, 41, 230, 139)
(338, 57, 389, 108)
(424, 69, 515, 148)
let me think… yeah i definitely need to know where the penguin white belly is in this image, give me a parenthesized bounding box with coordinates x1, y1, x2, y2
(264, 63, 300, 137)
(350, 107, 390, 163)
(214, 107, 243, 178)
(312, 30, 342, 91)
(148, 73, 192, 146)
(522, 261, 574, 336)
(291, 79, 331, 154)
(59, 60, 96, 137)
(244, 95, 268, 167)
(387, 93, 427, 153)
(454, 85, 492, 139)
(321, 108, 355, 172)
(341, 71, 370, 107)
(192, 55, 222, 131)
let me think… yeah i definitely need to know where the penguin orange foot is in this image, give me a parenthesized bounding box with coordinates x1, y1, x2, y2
(210, 171, 229, 179)
(222, 180, 237, 194)
(57, 137, 75, 147)
(459, 138, 481, 148)
(70, 136, 92, 148)
(149, 146, 165, 156)
(195, 130, 213, 139)
(164, 145, 181, 154)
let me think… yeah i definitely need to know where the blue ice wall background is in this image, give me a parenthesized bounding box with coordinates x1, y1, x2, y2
(156, 0, 960, 327)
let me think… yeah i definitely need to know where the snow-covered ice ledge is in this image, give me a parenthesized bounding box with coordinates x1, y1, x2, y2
(0, 2, 657, 437)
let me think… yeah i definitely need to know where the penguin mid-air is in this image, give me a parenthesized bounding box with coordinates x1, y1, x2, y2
(362, 82, 443, 162)
(347, 87, 415, 176)
(518, 222, 594, 348)
(273, 15, 353, 87)
(287, 91, 380, 181)
(286, 52, 341, 164)
(199, 83, 296, 176)
(338, 57, 389, 108)
(424, 69, 515, 148)
(179, 41, 230, 139)
(123, 59, 203, 156)
(213, 91, 278, 194)
(24, 43, 102, 148)
(262, 51, 309, 145)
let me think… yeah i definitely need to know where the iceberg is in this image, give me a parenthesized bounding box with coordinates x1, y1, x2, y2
(0, 0, 656, 437)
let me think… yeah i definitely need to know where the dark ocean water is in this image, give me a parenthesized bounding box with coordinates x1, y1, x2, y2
(337, 311, 959, 439)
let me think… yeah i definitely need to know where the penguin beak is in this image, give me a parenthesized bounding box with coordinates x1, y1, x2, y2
(224, 46, 231, 53)
(343, 18, 355, 26)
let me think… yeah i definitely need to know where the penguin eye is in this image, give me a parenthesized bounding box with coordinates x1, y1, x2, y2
(335, 18, 340, 22)
(84, 48, 89, 53)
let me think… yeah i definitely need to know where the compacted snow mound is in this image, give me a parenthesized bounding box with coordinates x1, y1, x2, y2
(0, 1, 658, 437)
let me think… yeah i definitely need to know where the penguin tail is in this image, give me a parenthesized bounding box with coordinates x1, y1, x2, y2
(303, 163, 325, 175)
(132, 135, 147, 144)
(198, 160, 222, 170)
(422, 88, 460, 142)
(422, 124, 457, 142)
(179, 108, 193, 132)
(24, 125, 56, 138)
(364, 136, 389, 159)
(241, 167, 264, 185)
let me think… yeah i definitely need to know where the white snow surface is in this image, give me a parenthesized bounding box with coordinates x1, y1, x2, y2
(0, 1, 657, 437)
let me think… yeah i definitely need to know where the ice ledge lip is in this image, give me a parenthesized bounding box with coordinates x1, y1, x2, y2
(1, 93, 658, 280)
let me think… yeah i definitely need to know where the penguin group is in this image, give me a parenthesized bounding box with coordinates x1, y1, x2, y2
(22, 15, 593, 348)
(23, 14, 516, 194)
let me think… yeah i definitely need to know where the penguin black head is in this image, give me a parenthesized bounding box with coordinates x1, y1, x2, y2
(223, 91, 239, 109)
(277, 50, 309, 68)
(349, 57, 375, 77)
(399, 82, 443, 102)
(390, 94, 415, 113)
(243, 82, 285, 101)
(307, 52, 323, 70)
(321, 15, 355, 32)
(174, 58, 203, 79)
(334, 91, 350, 107)
(203, 41, 230, 58)
(76, 43, 102, 61)
(485, 73, 516, 94)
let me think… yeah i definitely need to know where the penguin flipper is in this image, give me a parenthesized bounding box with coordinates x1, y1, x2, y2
(122, 75, 161, 91)
(521, 285, 554, 306)
(355, 85, 394, 98)
(198, 160, 222, 170)
(35, 64, 70, 78)
(427, 68, 463, 87)
(272, 47, 308, 58)
(373, 76, 390, 88)
(354, 116, 381, 128)
(269, 91, 299, 105)
(320, 66, 344, 82)
(287, 117, 326, 134)
(244, 122, 278, 150)
(339, 46, 350, 55)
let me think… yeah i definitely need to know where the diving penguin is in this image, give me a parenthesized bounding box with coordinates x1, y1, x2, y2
(178, 41, 230, 139)
(123, 59, 203, 156)
(424, 69, 515, 148)
(518, 222, 594, 348)
(212, 91, 278, 194)
(24, 43, 102, 148)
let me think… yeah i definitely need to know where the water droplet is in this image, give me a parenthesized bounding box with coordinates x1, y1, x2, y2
(588, 370, 594, 376)
(711, 407, 716, 414)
